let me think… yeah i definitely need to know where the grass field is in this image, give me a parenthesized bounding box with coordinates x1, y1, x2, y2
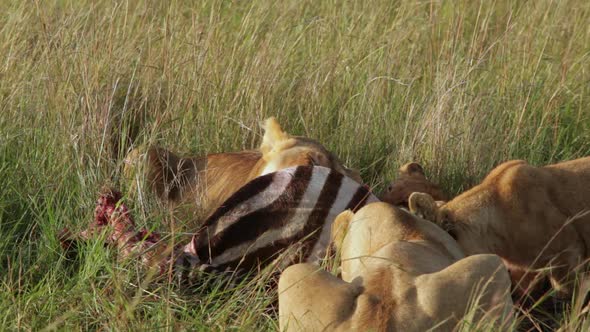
(1, 0, 589, 330)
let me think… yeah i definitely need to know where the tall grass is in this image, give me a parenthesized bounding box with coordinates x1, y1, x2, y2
(1, 0, 589, 329)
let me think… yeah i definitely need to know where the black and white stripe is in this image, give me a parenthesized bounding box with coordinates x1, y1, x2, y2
(179, 165, 378, 274)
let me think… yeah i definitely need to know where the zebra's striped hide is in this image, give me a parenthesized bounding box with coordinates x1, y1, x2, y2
(180, 165, 378, 273)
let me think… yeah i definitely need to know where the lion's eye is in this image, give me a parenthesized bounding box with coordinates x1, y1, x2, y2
(387, 185, 393, 192)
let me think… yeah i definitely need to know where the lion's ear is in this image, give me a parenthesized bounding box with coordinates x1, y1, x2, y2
(308, 150, 330, 167)
(259, 117, 290, 154)
(399, 162, 425, 177)
(408, 192, 438, 221)
(331, 210, 354, 252)
(123, 146, 146, 179)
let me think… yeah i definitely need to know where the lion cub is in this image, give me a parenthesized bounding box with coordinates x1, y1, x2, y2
(410, 157, 590, 298)
(380, 162, 447, 207)
(279, 202, 513, 331)
(124, 117, 361, 226)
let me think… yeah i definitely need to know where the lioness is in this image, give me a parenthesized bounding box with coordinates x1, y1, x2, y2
(279, 202, 513, 331)
(124, 117, 361, 225)
(409, 157, 590, 298)
(380, 162, 447, 207)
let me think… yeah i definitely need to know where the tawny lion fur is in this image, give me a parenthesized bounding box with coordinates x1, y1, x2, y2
(409, 157, 590, 298)
(279, 202, 513, 332)
(380, 162, 447, 207)
(124, 117, 361, 226)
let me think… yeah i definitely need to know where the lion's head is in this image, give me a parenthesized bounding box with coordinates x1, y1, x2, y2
(380, 162, 447, 207)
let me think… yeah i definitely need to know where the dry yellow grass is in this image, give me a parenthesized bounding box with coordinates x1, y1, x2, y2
(0, 0, 589, 330)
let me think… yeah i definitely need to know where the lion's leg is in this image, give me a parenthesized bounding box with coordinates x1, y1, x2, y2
(546, 213, 586, 299)
(524, 207, 586, 299)
(546, 248, 585, 299)
(278, 263, 361, 332)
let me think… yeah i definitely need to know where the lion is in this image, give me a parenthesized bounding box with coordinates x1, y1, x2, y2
(380, 162, 447, 208)
(124, 117, 362, 226)
(409, 157, 590, 299)
(279, 202, 513, 331)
